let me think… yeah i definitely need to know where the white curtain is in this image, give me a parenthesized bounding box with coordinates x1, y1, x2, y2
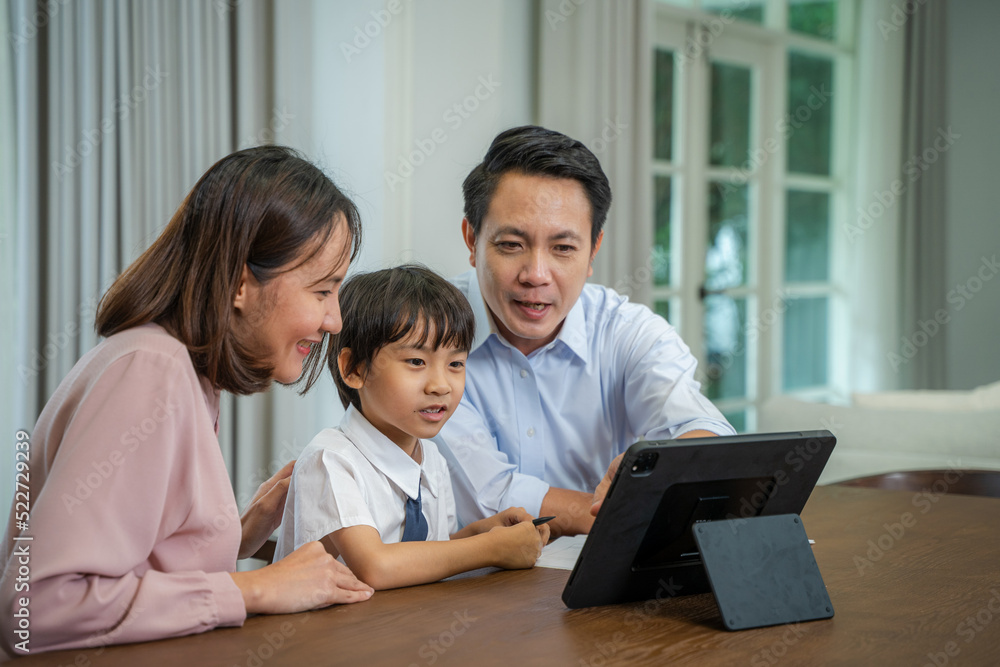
(898, 2, 949, 390)
(537, 0, 653, 304)
(2, 0, 288, 514)
(1, 2, 17, 511)
(846, 0, 907, 394)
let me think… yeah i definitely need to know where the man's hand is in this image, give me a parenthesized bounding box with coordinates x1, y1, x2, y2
(590, 431, 720, 517)
(238, 460, 294, 559)
(540, 487, 595, 539)
(590, 453, 623, 517)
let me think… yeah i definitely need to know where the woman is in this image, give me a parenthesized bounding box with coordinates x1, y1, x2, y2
(1, 146, 374, 655)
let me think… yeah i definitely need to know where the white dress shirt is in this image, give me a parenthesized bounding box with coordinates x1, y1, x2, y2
(434, 270, 735, 525)
(275, 405, 457, 562)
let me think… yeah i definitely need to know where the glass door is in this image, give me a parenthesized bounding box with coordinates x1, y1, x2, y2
(653, 21, 778, 433)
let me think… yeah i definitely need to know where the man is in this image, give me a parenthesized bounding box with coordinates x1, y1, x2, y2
(435, 125, 735, 538)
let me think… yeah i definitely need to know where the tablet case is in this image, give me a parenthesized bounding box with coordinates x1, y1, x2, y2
(561, 429, 836, 631)
(692, 514, 834, 630)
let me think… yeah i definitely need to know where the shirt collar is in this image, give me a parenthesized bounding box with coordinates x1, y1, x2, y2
(556, 296, 589, 363)
(464, 270, 494, 354)
(463, 269, 590, 364)
(338, 405, 440, 499)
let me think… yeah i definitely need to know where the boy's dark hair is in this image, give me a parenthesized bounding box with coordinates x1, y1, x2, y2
(330, 265, 475, 411)
(462, 125, 612, 247)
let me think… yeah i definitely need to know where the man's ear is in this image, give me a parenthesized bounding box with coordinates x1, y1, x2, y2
(337, 348, 364, 389)
(587, 230, 604, 278)
(462, 218, 477, 268)
(234, 264, 252, 312)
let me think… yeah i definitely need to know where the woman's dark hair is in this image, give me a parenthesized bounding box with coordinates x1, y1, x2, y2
(96, 145, 362, 395)
(462, 125, 612, 247)
(330, 265, 475, 411)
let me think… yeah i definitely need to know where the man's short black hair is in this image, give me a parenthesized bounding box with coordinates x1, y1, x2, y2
(329, 264, 475, 411)
(462, 125, 612, 247)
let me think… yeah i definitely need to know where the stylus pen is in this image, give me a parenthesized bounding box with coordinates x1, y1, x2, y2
(533, 516, 556, 526)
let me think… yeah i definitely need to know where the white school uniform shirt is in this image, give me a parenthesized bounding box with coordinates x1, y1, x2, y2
(274, 404, 457, 562)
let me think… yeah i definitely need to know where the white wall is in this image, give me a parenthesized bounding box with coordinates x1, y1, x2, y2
(945, 0, 1000, 390)
(276, 0, 536, 273)
(261, 0, 536, 454)
(406, 0, 535, 278)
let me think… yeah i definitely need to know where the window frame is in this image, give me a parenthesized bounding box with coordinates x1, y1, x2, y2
(651, 0, 858, 429)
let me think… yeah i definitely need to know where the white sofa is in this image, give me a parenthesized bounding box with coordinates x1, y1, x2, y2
(758, 382, 1000, 485)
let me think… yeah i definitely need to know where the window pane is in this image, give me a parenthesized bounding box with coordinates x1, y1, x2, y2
(722, 409, 747, 433)
(710, 63, 752, 167)
(782, 297, 828, 390)
(654, 49, 674, 161)
(654, 300, 671, 323)
(707, 182, 749, 290)
(785, 190, 830, 282)
(787, 52, 834, 176)
(789, 0, 837, 41)
(703, 0, 764, 24)
(653, 176, 673, 286)
(704, 295, 748, 401)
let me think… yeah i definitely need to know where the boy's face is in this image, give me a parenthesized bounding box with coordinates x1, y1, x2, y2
(339, 325, 468, 454)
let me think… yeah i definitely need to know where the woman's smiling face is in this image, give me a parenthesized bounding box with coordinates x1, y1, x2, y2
(233, 220, 351, 384)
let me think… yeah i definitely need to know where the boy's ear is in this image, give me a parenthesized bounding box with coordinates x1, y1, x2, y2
(337, 348, 364, 389)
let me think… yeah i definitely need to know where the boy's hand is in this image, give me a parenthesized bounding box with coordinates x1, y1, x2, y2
(483, 507, 533, 531)
(452, 506, 533, 538)
(488, 519, 550, 569)
(494, 506, 534, 526)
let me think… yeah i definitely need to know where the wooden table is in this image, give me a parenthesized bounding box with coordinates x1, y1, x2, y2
(11, 485, 1000, 666)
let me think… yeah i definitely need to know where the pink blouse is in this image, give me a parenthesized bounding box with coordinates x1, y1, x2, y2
(1, 324, 246, 655)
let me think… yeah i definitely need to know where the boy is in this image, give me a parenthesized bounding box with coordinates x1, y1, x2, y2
(275, 265, 549, 589)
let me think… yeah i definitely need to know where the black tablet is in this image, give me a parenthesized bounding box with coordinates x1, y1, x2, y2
(561, 430, 836, 609)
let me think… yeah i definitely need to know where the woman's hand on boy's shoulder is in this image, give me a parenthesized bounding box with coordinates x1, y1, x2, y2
(238, 460, 296, 559)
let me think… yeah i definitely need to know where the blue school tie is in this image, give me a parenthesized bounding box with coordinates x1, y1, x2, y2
(402, 485, 429, 542)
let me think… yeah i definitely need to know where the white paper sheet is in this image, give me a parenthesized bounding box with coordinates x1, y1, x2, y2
(536, 533, 587, 570)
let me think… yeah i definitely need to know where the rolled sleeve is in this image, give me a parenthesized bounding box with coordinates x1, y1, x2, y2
(620, 310, 736, 441)
(663, 418, 737, 439)
(434, 400, 521, 525)
(500, 473, 551, 518)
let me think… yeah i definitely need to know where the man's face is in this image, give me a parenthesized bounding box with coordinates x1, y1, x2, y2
(464, 172, 602, 357)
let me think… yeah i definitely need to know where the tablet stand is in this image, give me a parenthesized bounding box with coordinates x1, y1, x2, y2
(691, 514, 834, 631)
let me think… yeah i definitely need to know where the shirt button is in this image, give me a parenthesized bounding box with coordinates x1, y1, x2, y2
(520, 369, 528, 378)
(527, 427, 535, 437)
